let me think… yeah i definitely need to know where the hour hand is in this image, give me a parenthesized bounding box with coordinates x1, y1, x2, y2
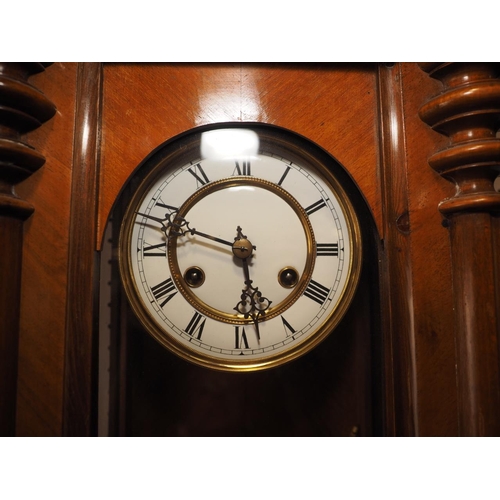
(232, 226, 272, 340)
(188, 228, 235, 248)
(233, 271, 272, 341)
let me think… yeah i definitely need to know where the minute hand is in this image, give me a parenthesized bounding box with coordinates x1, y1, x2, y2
(188, 229, 235, 248)
(137, 211, 243, 249)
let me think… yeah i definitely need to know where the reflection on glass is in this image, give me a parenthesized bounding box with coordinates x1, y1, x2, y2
(201, 129, 259, 160)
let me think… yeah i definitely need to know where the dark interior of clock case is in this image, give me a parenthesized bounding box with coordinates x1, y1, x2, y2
(101, 178, 384, 437)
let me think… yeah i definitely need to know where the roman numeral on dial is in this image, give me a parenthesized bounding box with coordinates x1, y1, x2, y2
(187, 163, 210, 186)
(185, 312, 206, 340)
(316, 243, 339, 257)
(233, 160, 251, 176)
(281, 316, 296, 337)
(277, 166, 291, 186)
(305, 199, 327, 216)
(234, 326, 250, 349)
(143, 241, 166, 257)
(304, 279, 330, 305)
(151, 278, 177, 308)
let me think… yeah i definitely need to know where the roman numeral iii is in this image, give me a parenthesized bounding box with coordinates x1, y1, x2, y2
(316, 243, 339, 257)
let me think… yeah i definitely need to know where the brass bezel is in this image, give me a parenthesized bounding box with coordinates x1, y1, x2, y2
(118, 124, 363, 372)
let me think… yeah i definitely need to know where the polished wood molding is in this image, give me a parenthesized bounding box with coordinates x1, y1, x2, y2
(62, 63, 102, 436)
(377, 63, 417, 436)
(0, 63, 56, 436)
(419, 62, 500, 436)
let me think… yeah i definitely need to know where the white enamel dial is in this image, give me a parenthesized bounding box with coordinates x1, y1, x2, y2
(119, 126, 362, 371)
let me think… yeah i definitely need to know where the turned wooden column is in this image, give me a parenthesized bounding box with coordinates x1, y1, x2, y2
(419, 63, 500, 436)
(0, 63, 56, 435)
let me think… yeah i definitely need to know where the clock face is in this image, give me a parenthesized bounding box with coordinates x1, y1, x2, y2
(119, 125, 362, 371)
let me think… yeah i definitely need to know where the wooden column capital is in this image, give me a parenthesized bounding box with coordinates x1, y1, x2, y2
(418, 62, 500, 215)
(0, 62, 56, 219)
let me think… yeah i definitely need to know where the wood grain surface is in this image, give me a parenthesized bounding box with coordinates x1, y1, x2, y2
(15, 63, 77, 436)
(0, 63, 57, 436)
(98, 63, 381, 248)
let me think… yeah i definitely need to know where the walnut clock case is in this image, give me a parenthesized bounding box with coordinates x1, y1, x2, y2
(118, 124, 363, 372)
(15, 63, 499, 438)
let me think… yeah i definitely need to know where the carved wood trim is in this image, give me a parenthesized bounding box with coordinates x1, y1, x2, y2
(377, 63, 417, 436)
(62, 63, 102, 436)
(0, 63, 56, 436)
(419, 62, 500, 436)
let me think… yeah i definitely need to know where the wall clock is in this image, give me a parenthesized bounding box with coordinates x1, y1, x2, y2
(119, 123, 362, 371)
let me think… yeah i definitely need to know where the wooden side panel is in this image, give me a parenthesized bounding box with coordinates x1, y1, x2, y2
(15, 63, 78, 436)
(401, 64, 458, 435)
(0, 63, 57, 436)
